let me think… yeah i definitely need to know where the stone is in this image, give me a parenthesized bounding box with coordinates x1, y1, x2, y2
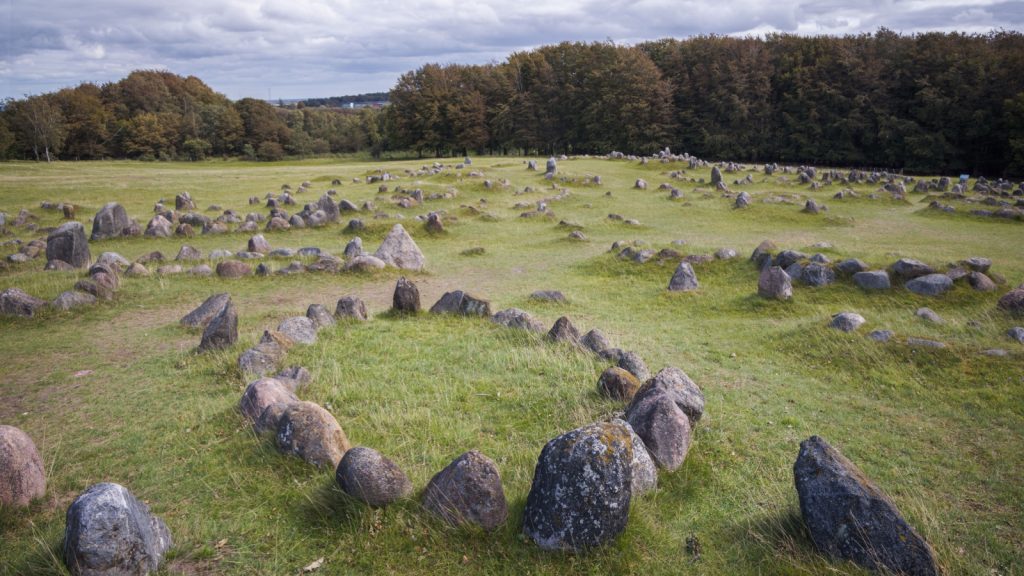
(155, 265, 183, 276)
(915, 307, 943, 323)
(52, 290, 97, 311)
(216, 260, 252, 278)
(758, 266, 792, 300)
(1, 287, 47, 317)
(190, 264, 213, 277)
(629, 366, 704, 424)
(46, 221, 90, 268)
(625, 389, 691, 471)
(710, 166, 722, 185)
(423, 450, 508, 531)
(175, 191, 195, 210)
(125, 263, 150, 277)
(337, 447, 413, 507)
(145, 215, 172, 238)
(961, 257, 991, 273)
(801, 263, 835, 287)
(306, 304, 334, 328)
(343, 237, 363, 259)
(345, 254, 386, 272)
(547, 316, 580, 345)
(892, 258, 935, 280)
(335, 296, 369, 321)
(852, 270, 890, 290)
(374, 224, 425, 270)
(735, 191, 751, 208)
(392, 277, 421, 313)
(248, 234, 271, 254)
(44, 259, 76, 271)
(429, 290, 492, 316)
(238, 342, 285, 378)
(597, 366, 641, 401)
(835, 259, 869, 276)
(803, 199, 821, 214)
(0, 425, 46, 507)
(998, 289, 1024, 316)
(63, 482, 172, 576)
(1007, 327, 1024, 343)
(581, 328, 612, 354)
(491, 308, 544, 332)
(794, 436, 938, 576)
(90, 203, 132, 241)
(906, 337, 946, 348)
(275, 366, 311, 391)
(96, 252, 130, 270)
(715, 248, 737, 260)
(545, 157, 557, 174)
(668, 261, 699, 291)
(199, 301, 238, 352)
(239, 377, 298, 423)
(175, 245, 201, 261)
(425, 212, 445, 233)
(611, 418, 657, 496)
(617, 351, 651, 382)
(905, 274, 953, 296)
(277, 316, 317, 345)
(868, 330, 894, 342)
(774, 250, 807, 269)
(830, 312, 866, 332)
(968, 272, 996, 292)
(276, 401, 351, 469)
(523, 421, 633, 551)
(530, 290, 566, 302)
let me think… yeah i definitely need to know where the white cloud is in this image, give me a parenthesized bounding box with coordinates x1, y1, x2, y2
(0, 0, 1020, 100)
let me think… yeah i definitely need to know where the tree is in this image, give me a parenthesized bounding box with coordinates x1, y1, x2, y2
(9, 95, 66, 161)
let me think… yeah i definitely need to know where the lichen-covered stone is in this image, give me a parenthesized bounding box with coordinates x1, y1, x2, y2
(337, 446, 413, 507)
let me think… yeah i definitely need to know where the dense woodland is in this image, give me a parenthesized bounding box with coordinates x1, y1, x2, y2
(2, 30, 1024, 175)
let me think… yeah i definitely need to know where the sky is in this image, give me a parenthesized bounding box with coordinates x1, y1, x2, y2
(2, 0, 1022, 101)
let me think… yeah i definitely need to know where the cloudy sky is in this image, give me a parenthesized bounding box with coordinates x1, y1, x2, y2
(2, 0, 1021, 100)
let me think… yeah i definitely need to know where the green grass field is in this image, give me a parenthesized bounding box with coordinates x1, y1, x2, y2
(1, 157, 1022, 575)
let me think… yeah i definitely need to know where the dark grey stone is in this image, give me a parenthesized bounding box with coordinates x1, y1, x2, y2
(868, 330, 894, 343)
(429, 290, 492, 316)
(794, 436, 938, 576)
(905, 274, 953, 296)
(668, 261, 699, 291)
(423, 450, 508, 531)
(529, 290, 566, 302)
(853, 270, 891, 290)
(199, 301, 238, 352)
(335, 296, 368, 321)
(892, 258, 935, 280)
(547, 316, 581, 345)
(90, 203, 131, 241)
(581, 328, 612, 354)
(392, 277, 420, 313)
(1, 288, 48, 317)
(829, 312, 865, 332)
(801, 263, 835, 287)
(491, 308, 544, 332)
(46, 222, 90, 268)
(617, 351, 651, 382)
(180, 293, 230, 328)
(306, 304, 334, 329)
(337, 447, 413, 508)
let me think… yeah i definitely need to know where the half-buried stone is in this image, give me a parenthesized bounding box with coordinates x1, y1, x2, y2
(276, 401, 351, 469)
(491, 308, 544, 332)
(0, 425, 46, 507)
(238, 341, 286, 377)
(547, 316, 581, 346)
(239, 377, 299, 424)
(617, 351, 651, 382)
(180, 293, 231, 328)
(335, 296, 368, 321)
(794, 436, 938, 576)
(0, 288, 48, 317)
(581, 328, 612, 354)
(52, 290, 97, 311)
(891, 258, 934, 280)
(392, 277, 421, 313)
(597, 366, 641, 401)
(523, 421, 633, 551)
(905, 274, 953, 296)
(63, 483, 172, 576)
(853, 270, 891, 290)
(667, 261, 699, 291)
(337, 447, 413, 508)
(829, 312, 865, 332)
(423, 450, 508, 531)
(306, 304, 334, 328)
(429, 290, 491, 316)
(199, 301, 238, 352)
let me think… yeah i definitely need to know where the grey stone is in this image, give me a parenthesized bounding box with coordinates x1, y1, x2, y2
(892, 258, 934, 280)
(175, 245, 201, 261)
(853, 270, 891, 290)
(998, 289, 1024, 316)
(343, 237, 363, 259)
(868, 330, 894, 342)
(392, 277, 420, 313)
(52, 290, 97, 311)
(794, 436, 938, 576)
(145, 215, 172, 238)
(491, 308, 544, 332)
(801, 263, 835, 287)
(906, 337, 946, 348)
(96, 252, 130, 270)
(905, 274, 953, 296)
(628, 366, 704, 424)
(423, 450, 508, 531)
(335, 296, 368, 321)
(968, 272, 996, 292)
(774, 250, 807, 269)
(215, 261, 252, 278)
(961, 257, 991, 273)
(611, 418, 657, 496)
(1008, 327, 1024, 343)
(248, 234, 271, 254)
(581, 328, 612, 354)
(429, 290, 491, 316)
(597, 366, 641, 401)
(345, 254, 386, 271)
(46, 221, 90, 268)
(618, 351, 651, 382)
(523, 421, 633, 551)
(830, 312, 866, 332)
(915, 307, 943, 324)
(238, 342, 286, 378)
(758, 266, 793, 300)
(0, 425, 46, 507)
(63, 483, 172, 576)
(199, 301, 238, 352)
(306, 304, 334, 329)
(668, 261, 699, 291)
(835, 259, 869, 276)
(337, 447, 413, 507)
(1, 288, 48, 317)
(276, 401, 351, 469)
(547, 316, 580, 346)
(239, 377, 298, 423)
(277, 316, 317, 345)
(529, 290, 566, 302)
(90, 203, 132, 241)
(714, 248, 737, 260)
(374, 224, 425, 270)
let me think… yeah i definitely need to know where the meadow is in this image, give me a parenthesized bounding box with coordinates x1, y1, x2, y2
(1, 156, 1022, 575)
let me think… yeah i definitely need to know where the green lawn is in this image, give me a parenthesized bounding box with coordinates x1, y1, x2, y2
(1, 157, 1021, 575)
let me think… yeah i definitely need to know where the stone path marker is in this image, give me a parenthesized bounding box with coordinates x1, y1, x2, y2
(0, 425, 46, 507)
(794, 436, 938, 576)
(423, 450, 508, 531)
(337, 447, 413, 508)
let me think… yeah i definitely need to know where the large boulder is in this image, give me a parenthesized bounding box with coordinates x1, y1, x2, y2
(90, 203, 132, 240)
(63, 483, 172, 576)
(392, 277, 421, 313)
(0, 425, 46, 506)
(1, 287, 48, 317)
(239, 377, 298, 423)
(180, 293, 231, 328)
(625, 390, 692, 470)
(46, 221, 91, 268)
(667, 261, 699, 291)
(629, 366, 704, 424)
(422, 450, 508, 531)
(199, 301, 238, 352)
(758, 266, 793, 300)
(276, 401, 351, 469)
(523, 421, 633, 551)
(905, 274, 953, 296)
(491, 308, 544, 332)
(374, 224, 425, 270)
(336, 447, 413, 507)
(428, 290, 491, 316)
(794, 436, 938, 575)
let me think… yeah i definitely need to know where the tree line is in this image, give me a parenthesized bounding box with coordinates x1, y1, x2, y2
(3, 30, 1023, 176)
(0, 70, 387, 162)
(386, 31, 1024, 176)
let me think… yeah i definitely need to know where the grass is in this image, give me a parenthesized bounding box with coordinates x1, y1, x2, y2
(1, 157, 1022, 575)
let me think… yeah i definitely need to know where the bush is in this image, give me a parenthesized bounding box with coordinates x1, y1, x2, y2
(257, 140, 285, 161)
